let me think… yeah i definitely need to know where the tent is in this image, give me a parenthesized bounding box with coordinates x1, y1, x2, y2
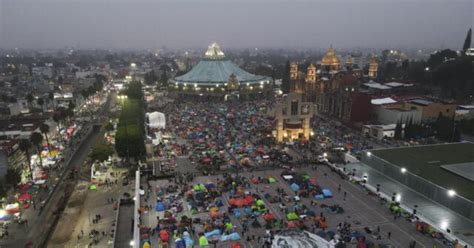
(322, 188, 333, 198)
(142, 241, 150, 248)
(89, 184, 97, 190)
(19, 193, 32, 201)
(290, 183, 300, 192)
(219, 232, 241, 241)
(147, 112, 166, 129)
(204, 229, 221, 239)
(263, 213, 275, 221)
(256, 199, 265, 207)
(193, 184, 207, 192)
(268, 177, 277, 183)
(156, 202, 165, 212)
(287, 212, 299, 221)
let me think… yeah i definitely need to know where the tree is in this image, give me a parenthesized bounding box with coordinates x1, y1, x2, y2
(105, 122, 114, 132)
(281, 60, 291, 93)
(30, 132, 44, 168)
(160, 71, 168, 87)
(19, 139, 33, 180)
(5, 168, 21, 188)
(48, 91, 55, 109)
(144, 70, 158, 85)
(68, 101, 76, 111)
(462, 28, 472, 53)
(394, 120, 402, 139)
(40, 123, 51, 149)
(26, 93, 34, 109)
(89, 142, 114, 162)
(37, 98, 44, 107)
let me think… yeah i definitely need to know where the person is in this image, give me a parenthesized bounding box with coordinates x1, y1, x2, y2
(343, 191, 347, 201)
(337, 184, 341, 193)
(388, 231, 391, 239)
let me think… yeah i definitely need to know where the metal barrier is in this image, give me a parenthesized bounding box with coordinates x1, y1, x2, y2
(362, 153, 474, 221)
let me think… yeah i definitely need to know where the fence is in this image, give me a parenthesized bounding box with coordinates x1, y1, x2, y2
(362, 153, 474, 221)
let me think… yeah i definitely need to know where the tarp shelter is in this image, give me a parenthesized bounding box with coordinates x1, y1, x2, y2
(322, 188, 333, 198)
(268, 177, 277, 183)
(147, 112, 166, 129)
(156, 202, 165, 212)
(290, 183, 300, 192)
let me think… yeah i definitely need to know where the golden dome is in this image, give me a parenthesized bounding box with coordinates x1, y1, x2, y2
(321, 47, 340, 66)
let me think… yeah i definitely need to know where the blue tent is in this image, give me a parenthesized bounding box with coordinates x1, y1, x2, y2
(314, 194, 324, 200)
(156, 202, 165, 212)
(322, 188, 333, 198)
(290, 183, 300, 192)
(233, 208, 241, 218)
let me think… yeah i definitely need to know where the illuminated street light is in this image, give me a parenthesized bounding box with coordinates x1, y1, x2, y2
(395, 194, 401, 202)
(323, 152, 328, 157)
(130, 62, 137, 67)
(367, 151, 372, 157)
(401, 167, 407, 173)
(310, 131, 315, 136)
(447, 189, 456, 197)
(129, 240, 135, 246)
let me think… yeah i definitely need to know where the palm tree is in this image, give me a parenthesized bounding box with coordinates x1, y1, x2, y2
(40, 123, 51, 149)
(30, 132, 44, 169)
(19, 139, 33, 180)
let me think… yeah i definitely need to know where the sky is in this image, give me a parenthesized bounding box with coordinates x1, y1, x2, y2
(0, 0, 473, 50)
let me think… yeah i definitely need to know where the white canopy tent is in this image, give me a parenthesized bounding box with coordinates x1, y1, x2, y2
(147, 112, 166, 129)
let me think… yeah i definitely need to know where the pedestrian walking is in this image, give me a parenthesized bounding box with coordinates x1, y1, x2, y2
(388, 231, 391, 239)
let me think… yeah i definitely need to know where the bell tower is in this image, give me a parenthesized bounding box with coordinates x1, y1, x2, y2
(290, 62, 298, 81)
(305, 64, 317, 82)
(368, 57, 378, 79)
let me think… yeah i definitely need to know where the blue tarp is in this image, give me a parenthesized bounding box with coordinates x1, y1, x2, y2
(314, 194, 324, 200)
(204, 229, 221, 239)
(322, 188, 333, 198)
(219, 232, 241, 241)
(156, 202, 165, 212)
(290, 183, 300, 192)
(183, 233, 194, 247)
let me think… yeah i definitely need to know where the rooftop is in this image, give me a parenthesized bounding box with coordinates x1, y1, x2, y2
(372, 143, 474, 202)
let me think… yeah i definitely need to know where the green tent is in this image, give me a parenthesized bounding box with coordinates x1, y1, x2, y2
(302, 174, 310, 181)
(193, 184, 206, 191)
(256, 199, 265, 207)
(287, 212, 299, 221)
(89, 184, 97, 190)
(225, 222, 234, 231)
(268, 177, 277, 183)
(199, 235, 209, 246)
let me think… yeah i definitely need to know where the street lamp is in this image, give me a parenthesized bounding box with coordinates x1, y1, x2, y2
(447, 189, 456, 197)
(401, 167, 407, 173)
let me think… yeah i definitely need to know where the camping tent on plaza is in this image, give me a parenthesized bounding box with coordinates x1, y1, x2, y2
(19, 193, 32, 201)
(147, 112, 166, 129)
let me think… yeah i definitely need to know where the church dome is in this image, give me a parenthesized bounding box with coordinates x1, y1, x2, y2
(321, 47, 341, 66)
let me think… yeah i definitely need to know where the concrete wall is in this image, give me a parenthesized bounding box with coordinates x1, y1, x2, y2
(362, 153, 474, 221)
(375, 106, 422, 124)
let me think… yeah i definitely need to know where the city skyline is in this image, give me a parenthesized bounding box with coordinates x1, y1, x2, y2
(1, 0, 472, 50)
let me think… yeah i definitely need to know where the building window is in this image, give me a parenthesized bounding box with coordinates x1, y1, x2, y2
(291, 100, 298, 116)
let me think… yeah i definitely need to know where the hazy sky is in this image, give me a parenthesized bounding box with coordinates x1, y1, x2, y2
(1, 0, 472, 50)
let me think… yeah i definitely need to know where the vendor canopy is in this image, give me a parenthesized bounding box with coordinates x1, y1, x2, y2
(147, 112, 166, 129)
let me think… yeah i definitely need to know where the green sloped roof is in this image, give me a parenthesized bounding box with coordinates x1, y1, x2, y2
(175, 59, 269, 84)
